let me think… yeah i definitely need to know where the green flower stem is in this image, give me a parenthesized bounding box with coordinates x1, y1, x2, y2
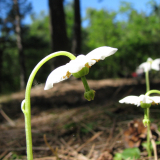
(146, 90, 160, 96)
(145, 70, 150, 92)
(22, 51, 76, 160)
(144, 108, 148, 121)
(146, 108, 152, 157)
(145, 88, 160, 157)
(145, 69, 151, 157)
(81, 76, 90, 92)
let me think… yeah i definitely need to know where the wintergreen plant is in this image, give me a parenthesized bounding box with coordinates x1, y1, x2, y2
(119, 57, 160, 158)
(21, 46, 118, 160)
(136, 57, 160, 91)
(119, 94, 160, 126)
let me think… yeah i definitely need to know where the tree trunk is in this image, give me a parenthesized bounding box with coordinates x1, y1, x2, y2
(72, 0, 81, 55)
(48, 0, 69, 69)
(13, 0, 26, 90)
(0, 39, 3, 93)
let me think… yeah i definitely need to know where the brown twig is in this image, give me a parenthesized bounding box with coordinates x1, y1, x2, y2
(60, 138, 78, 155)
(101, 118, 116, 152)
(87, 143, 95, 159)
(43, 134, 59, 160)
(149, 130, 157, 160)
(0, 151, 8, 159)
(2, 152, 13, 160)
(76, 131, 103, 152)
(0, 105, 15, 126)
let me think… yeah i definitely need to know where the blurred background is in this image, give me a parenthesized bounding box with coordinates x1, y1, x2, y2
(0, 0, 160, 93)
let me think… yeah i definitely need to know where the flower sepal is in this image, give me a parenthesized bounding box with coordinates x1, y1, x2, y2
(72, 66, 89, 78)
(140, 102, 151, 109)
(84, 89, 95, 101)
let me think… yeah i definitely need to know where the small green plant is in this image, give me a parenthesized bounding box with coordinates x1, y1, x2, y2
(114, 148, 141, 160)
(119, 57, 160, 159)
(21, 46, 118, 160)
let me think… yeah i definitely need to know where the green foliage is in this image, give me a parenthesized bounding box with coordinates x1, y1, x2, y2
(1, 1, 160, 93)
(114, 148, 141, 160)
(84, 2, 160, 79)
(142, 141, 160, 151)
(114, 153, 123, 160)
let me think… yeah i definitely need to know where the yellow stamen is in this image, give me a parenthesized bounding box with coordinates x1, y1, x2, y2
(151, 102, 158, 105)
(92, 59, 100, 62)
(63, 71, 71, 79)
(85, 63, 91, 68)
(66, 71, 71, 78)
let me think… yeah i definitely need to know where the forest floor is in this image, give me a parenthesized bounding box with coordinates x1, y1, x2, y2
(1, 78, 160, 160)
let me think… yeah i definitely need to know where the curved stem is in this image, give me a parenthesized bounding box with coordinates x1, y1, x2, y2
(22, 51, 76, 160)
(146, 90, 160, 96)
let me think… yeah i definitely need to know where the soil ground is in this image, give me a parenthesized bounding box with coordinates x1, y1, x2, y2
(0, 78, 160, 160)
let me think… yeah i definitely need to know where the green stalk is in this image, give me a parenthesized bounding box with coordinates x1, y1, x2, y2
(146, 108, 152, 157)
(81, 76, 90, 92)
(145, 89, 160, 160)
(145, 70, 150, 92)
(22, 51, 76, 160)
(145, 69, 151, 157)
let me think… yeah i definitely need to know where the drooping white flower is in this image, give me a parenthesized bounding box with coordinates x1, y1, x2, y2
(136, 58, 160, 73)
(44, 46, 118, 90)
(119, 94, 160, 106)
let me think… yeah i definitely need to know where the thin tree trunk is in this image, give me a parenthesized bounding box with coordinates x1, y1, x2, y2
(0, 40, 3, 93)
(72, 0, 81, 55)
(48, 0, 69, 69)
(13, 0, 26, 90)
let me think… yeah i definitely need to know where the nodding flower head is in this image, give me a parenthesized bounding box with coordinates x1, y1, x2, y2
(44, 46, 118, 90)
(136, 58, 160, 73)
(119, 94, 160, 108)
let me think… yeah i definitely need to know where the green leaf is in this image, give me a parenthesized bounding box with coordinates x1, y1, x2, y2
(156, 141, 160, 145)
(122, 148, 141, 160)
(114, 153, 122, 160)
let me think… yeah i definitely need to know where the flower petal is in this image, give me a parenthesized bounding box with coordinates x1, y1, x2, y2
(119, 94, 160, 107)
(119, 96, 139, 106)
(86, 46, 118, 61)
(138, 95, 152, 104)
(151, 58, 160, 71)
(150, 96, 160, 103)
(68, 55, 96, 73)
(138, 62, 151, 72)
(135, 67, 144, 75)
(44, 64, 71, 90)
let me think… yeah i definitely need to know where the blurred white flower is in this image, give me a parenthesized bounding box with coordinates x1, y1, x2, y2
(136, 58, 160, 73)
(119, 94, 160, 106)
(44, 46, 118, 90)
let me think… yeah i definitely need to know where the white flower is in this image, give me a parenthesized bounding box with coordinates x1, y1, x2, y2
(44, 46, 118, 90)
(136, 57, 160, 73)
(151, 58, 160, 70)
(119, 94, 160, 106)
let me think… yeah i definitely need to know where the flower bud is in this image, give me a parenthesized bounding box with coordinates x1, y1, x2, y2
(84, 90, 95, 101)
(143, 119, 150, 127)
